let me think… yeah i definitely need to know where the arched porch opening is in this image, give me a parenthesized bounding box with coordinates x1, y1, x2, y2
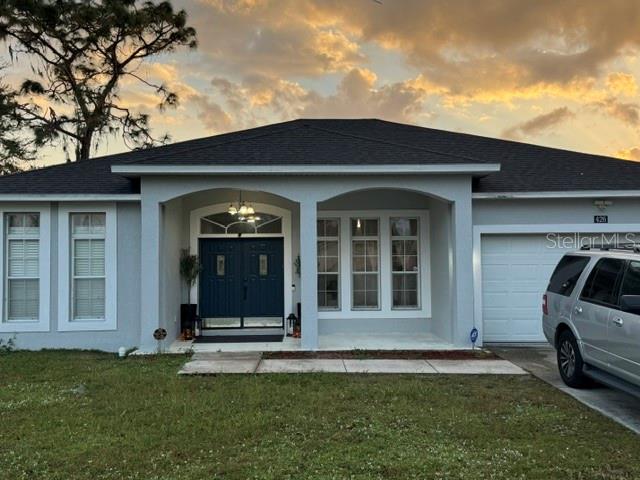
(158, 188, 299, 343)
(313, 187, 456, 348)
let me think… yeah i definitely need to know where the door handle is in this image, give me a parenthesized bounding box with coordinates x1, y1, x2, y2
(612, 317, 624, 327)
(574, 306, 583, 314)
(243, 285, 248, 301)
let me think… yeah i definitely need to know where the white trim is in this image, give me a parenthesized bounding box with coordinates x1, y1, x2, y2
(390, 216, 422, 311)
(0, 194, 140, 202)
(317, 218, 341, 312)
(189, 203, 293, 320)
(472, 222, 640, 345)
(112, 163, 500, 176)
(319, 209, 431, 320)
(58, 203, 118, 331)
(350, 216, 381, 311)
(473, 190, 640, 199)
(0, 204, 51, 333)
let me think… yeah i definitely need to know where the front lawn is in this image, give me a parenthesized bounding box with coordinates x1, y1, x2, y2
(1, 351, 638, 480)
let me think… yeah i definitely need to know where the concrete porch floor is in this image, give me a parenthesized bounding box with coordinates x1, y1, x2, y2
(168, 332, 457, 354)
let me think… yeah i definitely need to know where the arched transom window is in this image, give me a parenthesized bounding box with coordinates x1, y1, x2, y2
(200, 212, 283, 235)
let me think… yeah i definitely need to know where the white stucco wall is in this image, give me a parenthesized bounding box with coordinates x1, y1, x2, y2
(139, 174, 475, 349)
(473, 197, 640, 226)
(160, 198, 185, 343)
(0, 202, 141, 352)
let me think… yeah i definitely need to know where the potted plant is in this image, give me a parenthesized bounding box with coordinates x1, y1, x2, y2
(180, 249, 202, 339)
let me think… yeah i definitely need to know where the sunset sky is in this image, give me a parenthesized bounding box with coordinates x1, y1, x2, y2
(8, 0, 640, 165)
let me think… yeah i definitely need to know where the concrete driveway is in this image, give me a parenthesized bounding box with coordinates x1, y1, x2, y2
(494, 346, 640, 434)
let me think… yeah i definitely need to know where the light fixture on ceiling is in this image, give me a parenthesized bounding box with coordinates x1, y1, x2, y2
(356, 218, 361, 229)
(228, 192, 260, 223)
(594, 199, 613, 211)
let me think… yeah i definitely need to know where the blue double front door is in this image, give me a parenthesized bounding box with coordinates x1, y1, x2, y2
(199, 238, 284, 328)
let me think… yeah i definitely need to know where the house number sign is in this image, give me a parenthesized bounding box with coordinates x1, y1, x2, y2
(594, 215, 608, 224)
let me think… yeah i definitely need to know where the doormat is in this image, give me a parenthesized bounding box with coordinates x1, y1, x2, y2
(194, 335, 284, 344)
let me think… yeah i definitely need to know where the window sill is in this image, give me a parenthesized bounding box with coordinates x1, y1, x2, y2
(0, 321, 49, 333)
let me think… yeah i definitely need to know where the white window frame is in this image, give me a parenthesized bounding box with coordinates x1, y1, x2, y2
(317, 218, 341, 311)
(350, 217, 381, 311)
(58, 203, 117, 331)
(317, 210, 430, 320)
(390, 217, 421, 310)
(0, 204, 51, 333)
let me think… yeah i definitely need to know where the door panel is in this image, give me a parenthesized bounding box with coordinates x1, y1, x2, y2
(574, 257, 625, 365)
(573, 300, 611, 365)
(199, 238, 284, 328)
(608, 260, 640, 381)
(199, 239, 243, 326)
(607, 309, 640, 382)
(243, 239, 284, 321)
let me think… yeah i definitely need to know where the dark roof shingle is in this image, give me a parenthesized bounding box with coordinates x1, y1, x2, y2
(1, 118, 639, 194)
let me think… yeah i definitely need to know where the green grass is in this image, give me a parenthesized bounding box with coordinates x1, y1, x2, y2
(1, 351, 639, 480)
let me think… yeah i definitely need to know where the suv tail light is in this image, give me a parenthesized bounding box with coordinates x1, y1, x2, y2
(542, 294, 548, 315)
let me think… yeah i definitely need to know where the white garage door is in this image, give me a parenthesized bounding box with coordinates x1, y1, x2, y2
(481, 233, 636, 343)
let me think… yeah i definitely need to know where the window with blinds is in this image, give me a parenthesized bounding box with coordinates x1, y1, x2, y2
(5, 213, 40, 321)
(71, 213, 106, 320)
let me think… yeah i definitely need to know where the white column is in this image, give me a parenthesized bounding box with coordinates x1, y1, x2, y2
(299, 200, 319, 350)
(140, 195, 162, 351)
(451, 190, 475, 347)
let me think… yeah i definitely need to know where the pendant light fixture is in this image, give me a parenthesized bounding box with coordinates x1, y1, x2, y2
(227, 191, 260, 223)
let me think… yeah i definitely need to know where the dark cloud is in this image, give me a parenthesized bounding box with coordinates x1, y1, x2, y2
(593, 97, 640, 126)
(502, 107, 575, 139)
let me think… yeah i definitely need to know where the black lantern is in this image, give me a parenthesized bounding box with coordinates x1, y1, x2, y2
(286, 313, 297, 336)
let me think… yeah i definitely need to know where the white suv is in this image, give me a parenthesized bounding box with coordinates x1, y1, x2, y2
(543, 247, 640, 395)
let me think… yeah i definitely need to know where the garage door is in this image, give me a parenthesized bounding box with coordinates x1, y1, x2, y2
(481, 233, 636, 343)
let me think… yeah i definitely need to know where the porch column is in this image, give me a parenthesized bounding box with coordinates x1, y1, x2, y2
(299, 200, 319, 350)
(140, 195, 162, 351)
(451, 190, 475, 347)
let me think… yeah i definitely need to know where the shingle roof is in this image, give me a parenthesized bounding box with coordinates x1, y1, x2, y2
(1, 118, 639, 194)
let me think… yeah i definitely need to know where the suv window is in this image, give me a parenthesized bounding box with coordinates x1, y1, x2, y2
(580, 258, 625, 305)
(547, 255, 591, 297)
(620, 261, 640, 296)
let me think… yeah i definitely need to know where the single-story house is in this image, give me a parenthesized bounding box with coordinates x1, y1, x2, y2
(2, 118, 640, 352)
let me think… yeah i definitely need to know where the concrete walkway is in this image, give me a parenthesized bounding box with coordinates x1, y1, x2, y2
(178, 352, 527, 375)
(494, 347, 640, 435)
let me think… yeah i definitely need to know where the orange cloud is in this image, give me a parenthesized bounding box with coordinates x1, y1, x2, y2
(606, 72, 638, 96)
(616, 147, 640, 161)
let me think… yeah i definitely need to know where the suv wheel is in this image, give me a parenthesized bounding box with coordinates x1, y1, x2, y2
(557, 329, 589, 388)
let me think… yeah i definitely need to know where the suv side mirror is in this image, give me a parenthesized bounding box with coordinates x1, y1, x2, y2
(620, 295, 640, 315)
